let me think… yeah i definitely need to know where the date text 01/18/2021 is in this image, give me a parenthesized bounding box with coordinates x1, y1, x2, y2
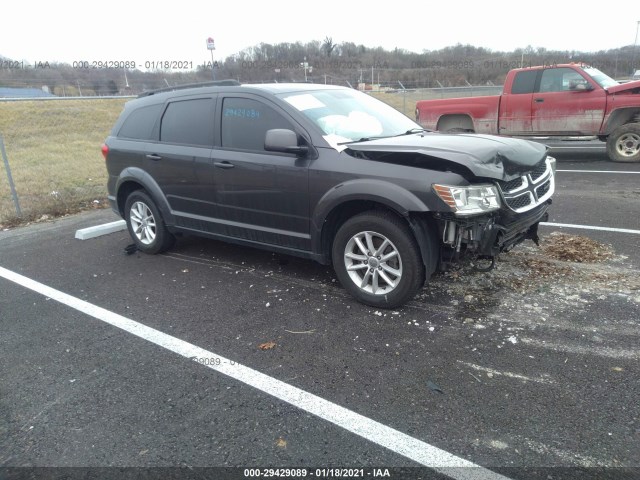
(243, 468, 391, 477)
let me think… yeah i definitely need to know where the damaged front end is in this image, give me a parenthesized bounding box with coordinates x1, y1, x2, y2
(432, 156, 556, 271)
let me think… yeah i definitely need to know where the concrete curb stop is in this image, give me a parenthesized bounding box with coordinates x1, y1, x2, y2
(75, 220, 126, 240)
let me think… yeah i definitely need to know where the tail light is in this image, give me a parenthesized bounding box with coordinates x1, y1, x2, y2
(101, 143, 109, 160)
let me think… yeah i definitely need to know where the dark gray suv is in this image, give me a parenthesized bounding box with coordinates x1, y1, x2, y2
(103, 81, 555, 308)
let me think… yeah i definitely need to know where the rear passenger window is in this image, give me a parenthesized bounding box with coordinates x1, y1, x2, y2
(160, 98, 214, 146)
(221, 98, 293, 151)
(118, 104, 162, 140)
(511, 71, 537, 94)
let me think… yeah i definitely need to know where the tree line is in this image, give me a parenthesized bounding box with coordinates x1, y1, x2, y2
(1, 39, 638, 96)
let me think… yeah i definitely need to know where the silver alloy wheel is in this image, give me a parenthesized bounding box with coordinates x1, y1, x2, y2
(616, 132, 640, 158)
(343, 230, 403, 295)
(129, 201, 157, 245)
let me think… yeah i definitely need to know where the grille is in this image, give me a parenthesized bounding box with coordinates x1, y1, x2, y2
(505, 193, 532, 210)
(497, 157, 554, 213)
(536, 180, 551, 198)
(500, 177, 523, 192)
(530, 162, 548, 181)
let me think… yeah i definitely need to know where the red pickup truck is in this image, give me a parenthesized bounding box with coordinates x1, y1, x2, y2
(415, 64, 640, 162)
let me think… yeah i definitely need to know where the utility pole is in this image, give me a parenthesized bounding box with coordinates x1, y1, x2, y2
(300, 57, 312, 82)
(207, 37, 216, 80)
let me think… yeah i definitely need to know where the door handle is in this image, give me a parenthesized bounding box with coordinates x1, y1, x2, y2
(146, 154, 162, 161)
(534, 98, 544, 103)
(214, 161, 235, 169)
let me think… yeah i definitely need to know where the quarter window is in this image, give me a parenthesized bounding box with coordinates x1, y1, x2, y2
(511, 71, 537, 94)
(118, 104, 162, 140)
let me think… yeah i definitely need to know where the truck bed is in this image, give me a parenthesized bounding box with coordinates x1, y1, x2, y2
(416, 95, 501, 134)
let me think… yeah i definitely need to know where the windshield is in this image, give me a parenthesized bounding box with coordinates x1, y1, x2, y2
(581, 66, 618, 89)
(278, 88, 420, 142)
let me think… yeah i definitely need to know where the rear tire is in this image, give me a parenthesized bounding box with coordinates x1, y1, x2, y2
(124, 190, 175, 254)
(332, 211, 428, 308)
(606, 123, 640, 163)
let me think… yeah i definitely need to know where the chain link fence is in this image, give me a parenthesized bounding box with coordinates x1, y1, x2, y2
(0, 97, 128, 226)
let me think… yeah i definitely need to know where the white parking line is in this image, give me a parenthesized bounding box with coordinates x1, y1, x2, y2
(557, 170, 640, 174)
(0, 265, 510, 480)
(456, 361, 555, 385)
(520, 338, 639, 361)
(540, 222, 640, 235)
(548, 146, 604, 149)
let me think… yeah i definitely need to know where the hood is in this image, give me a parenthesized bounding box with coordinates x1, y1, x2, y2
(606, 80, 640, 94)
(345, 133, 548, 181)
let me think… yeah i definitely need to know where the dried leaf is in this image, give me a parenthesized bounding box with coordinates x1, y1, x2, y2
(275, 438, 287, 449)
(542, 233, 613, 263)
(258, 341, 276, 350)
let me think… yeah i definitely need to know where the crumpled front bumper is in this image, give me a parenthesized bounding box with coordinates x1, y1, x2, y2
(434, 201, 551, 268)
(475, 205, 549, 256)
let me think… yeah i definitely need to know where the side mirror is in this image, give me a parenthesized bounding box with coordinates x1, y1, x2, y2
(570, 82, 593, 91)
(264, 129, 308, 156)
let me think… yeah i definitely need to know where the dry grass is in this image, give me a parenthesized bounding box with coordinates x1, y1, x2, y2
(369, 91, 421, 117)
(0, 98, 128, 225)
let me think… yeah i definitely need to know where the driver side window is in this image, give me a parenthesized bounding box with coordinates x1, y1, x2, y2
(539, 68, 588, 93)
(221, 97, 293, 151)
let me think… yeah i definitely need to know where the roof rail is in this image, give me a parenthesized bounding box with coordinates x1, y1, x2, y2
(137, 79, 241, 98)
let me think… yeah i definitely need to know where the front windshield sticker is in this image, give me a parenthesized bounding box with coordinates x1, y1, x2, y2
(323, 134, 351, 152)
(284, 94, 326, 111)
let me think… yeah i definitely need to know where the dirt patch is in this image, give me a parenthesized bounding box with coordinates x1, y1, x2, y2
(421, 231, 640, 317)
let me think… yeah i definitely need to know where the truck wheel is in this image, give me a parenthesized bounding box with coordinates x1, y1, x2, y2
(606, 123, 640, 163)
(332, 211, 427, 308)
(124, 190, 175, 254)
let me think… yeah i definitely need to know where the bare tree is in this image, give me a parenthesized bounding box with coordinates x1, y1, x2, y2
(322, 36, 336, 57)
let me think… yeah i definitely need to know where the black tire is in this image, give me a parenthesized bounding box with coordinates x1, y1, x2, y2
(124, 190, 175, 254)
(606, 123, 640, 163)
(331, 211, 428, 308)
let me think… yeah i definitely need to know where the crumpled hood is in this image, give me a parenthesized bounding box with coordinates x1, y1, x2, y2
(345, 132, 548, 180)
(606, 80, 640, 94)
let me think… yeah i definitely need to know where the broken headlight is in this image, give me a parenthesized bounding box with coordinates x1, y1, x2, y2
(433, 184, 501, 216)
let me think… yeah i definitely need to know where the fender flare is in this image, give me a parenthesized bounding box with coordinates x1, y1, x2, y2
(601, 108, 640, 135)
(310, 179, 430, 253)
(115, 167, 175, 225)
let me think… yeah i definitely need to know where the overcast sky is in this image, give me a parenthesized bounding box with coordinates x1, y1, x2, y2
(2, 1, 639, 69)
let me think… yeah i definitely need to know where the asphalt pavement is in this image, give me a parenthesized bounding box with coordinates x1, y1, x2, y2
(1, 145, 638, 480)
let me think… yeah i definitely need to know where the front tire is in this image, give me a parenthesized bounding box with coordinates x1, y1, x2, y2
(332, 211, 426, 308)
(606, 123, 640, 163)
(124, 190, 175, 254)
